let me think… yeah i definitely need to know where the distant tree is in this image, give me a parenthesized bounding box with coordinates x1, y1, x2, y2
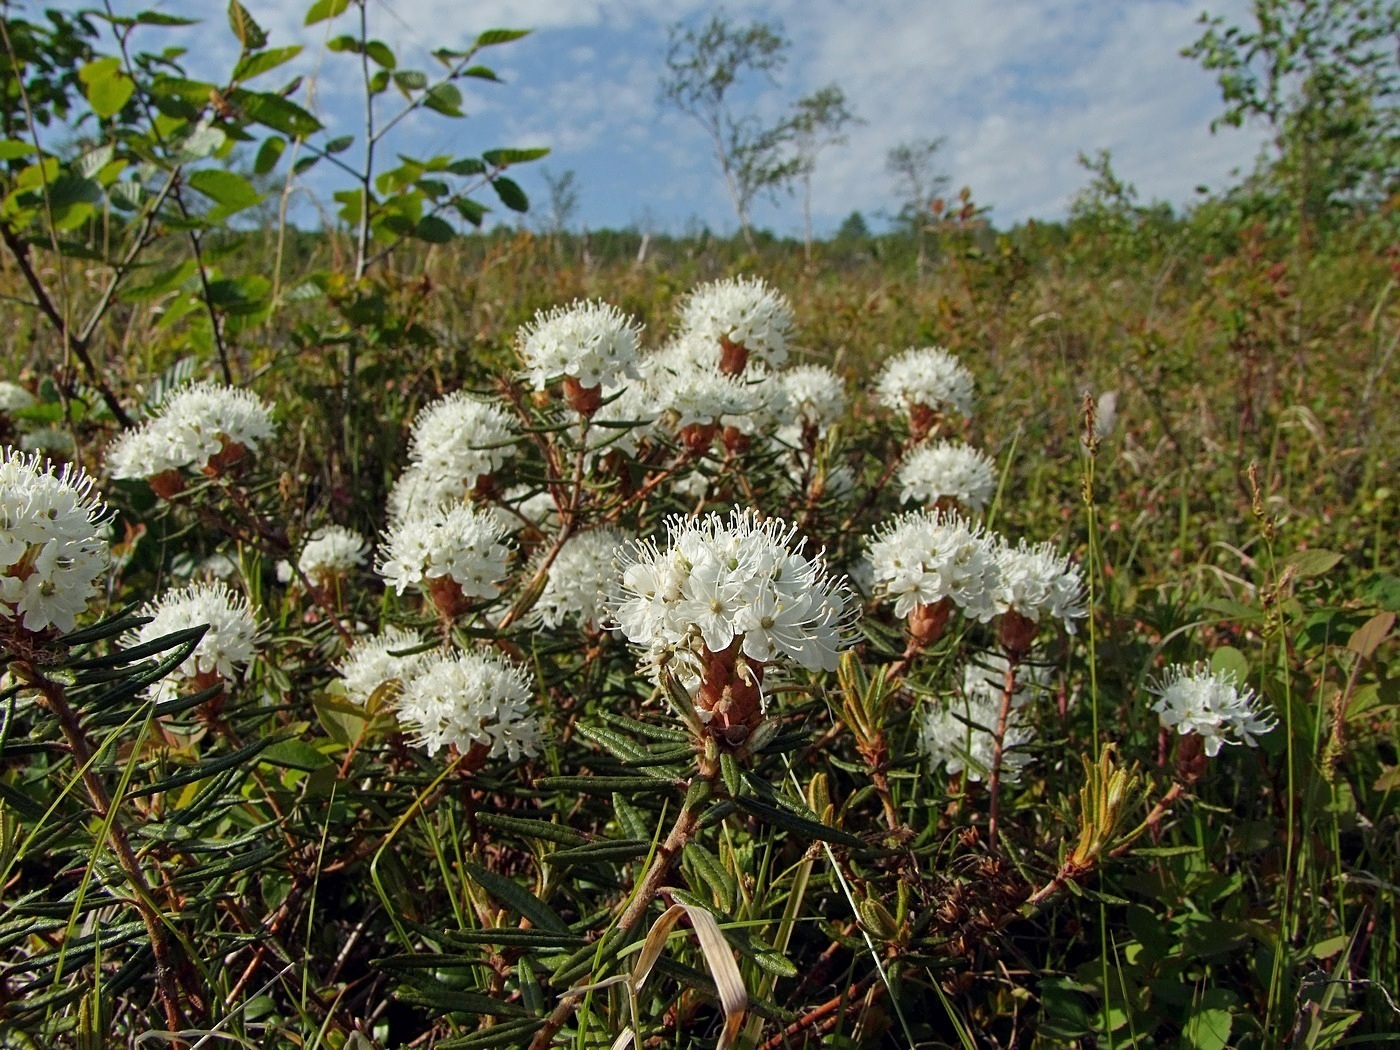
(836, 210, 870, 240)
(886, 137, 949, 274)
(783, 84, 860, 259)
(539, 168, 580, 235)
(660, 12, 793, 249)
(1185, 0, 1400, 239)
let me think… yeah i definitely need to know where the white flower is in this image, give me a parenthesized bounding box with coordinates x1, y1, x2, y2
(778, 365, 846, 436)
(677, 276, 795, 372)
(875, 347, 975, 422)
(297, 525, 370, 581)
(992, 539, 1086, 632)
(866, 510, 1000, 621)
(897, 441, 997, 511)
(0, 450, 110, 635)
(105, 381, 275, 481)
(519, 299, 643, 390)
(1150, 663, 1276, 757)
(395, 648, 542, 760)
(535, 527, 628, 630)
(126, 581, 261, 687)
(610, 507, 853, 673)
(646, 345, 767, 432)
(1094, 390, 1118, 439)
(336, 625, 427, 707)
(0, 383, 35, 414)
(377, 503, 513, 600)
(961, 652, 1052, 710)
(402, 391, 517, 512)
(919, 694, 1034, 783)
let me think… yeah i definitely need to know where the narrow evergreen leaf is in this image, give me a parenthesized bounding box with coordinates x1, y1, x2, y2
(462, 862, 570, 934)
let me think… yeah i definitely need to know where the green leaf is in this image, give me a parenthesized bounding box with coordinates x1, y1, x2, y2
(475, 28, 530, 47)
(734, 794, 865, 848)
(1347, 610, 1394, 660)
(548, 839, 651, 868)
(180, 123, 227, 160)
(0, 140, 35, 161)
(120, 261, 198, 302)
(253, 135, 285, 175)
(1283, 548, 1343, 579)
(80, 57, 136, 119)
(365, 40, 396, 69)
(228, 0, 268, 50)
(1209, 645, 1250, 684)
(304, 0, 350, 25)
(462, 862, 570, 933)
(323, 135, 354, 154)
(446, 157, 486, 176)
(461, 65, 501, 82)
(481, 147, 550, 166)
(233, 45, 302, 83)
(452, 197, 487, 226)
(393, 70, 427, 93)
(73, 145, 115, 180)
(491, 175, 528, 212)
(259, 737, 333, 771)
(431, 1018, 545, 1049)
(423, 82, 463, 117)
(473, 812, 585, 847)
(133, 11, 197, 26)
(233, 89, 322, 137)
(187, 168, 263, 219)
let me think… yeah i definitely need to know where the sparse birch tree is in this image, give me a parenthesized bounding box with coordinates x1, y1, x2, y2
(887, 137, 949, 276)
(785, 84, 861, 260)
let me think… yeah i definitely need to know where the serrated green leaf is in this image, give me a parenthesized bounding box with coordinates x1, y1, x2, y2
(475, 28, 530, 47)
(481, 147, 550, 166)
(304, 0, 350, 25)
(491, 174, 528, 212)
(233, 45, 302, 83)
(393, 70, 428, 93)
(462, 862, 570, 933)
(461, 64, 501, 82)
(453, 197, 488, 226)
(423, 82, 463, 117)
(233, 89, 322, 137)
(73, 145, 115, 180)
(365, 40, 396, 69)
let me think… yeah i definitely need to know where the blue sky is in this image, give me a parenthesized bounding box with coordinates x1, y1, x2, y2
(48, 0, 1271, 236)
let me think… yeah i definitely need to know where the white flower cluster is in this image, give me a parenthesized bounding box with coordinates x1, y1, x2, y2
(677, 276, 794, 372)
(919, 694, 1034, 783)
(519, 300, 643, 390)
(127, 581, 262, 693)
(779, 365, 847, 436)
(897, 440, 997, 511)
(395, 648, 542, 760)
(298, 525, 370, 580)
(106, 382, 275, 483)
(994, 540, 1087, 632)
(610, 507, 852, 672)
(1150, 664, 1276, 756)
(875, 346, 975, 422)
(0, 450, 110, 635)
(389, 392, 517, 522)
(535, 527, 628, 630)
(377, 503, 513, 601)
(866, 510, 1000, 621)
(336, 625, 428, 707)
(867, 511, 1087, 634)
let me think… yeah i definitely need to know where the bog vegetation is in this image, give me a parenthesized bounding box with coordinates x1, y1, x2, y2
(0, 2, 1397, 1048)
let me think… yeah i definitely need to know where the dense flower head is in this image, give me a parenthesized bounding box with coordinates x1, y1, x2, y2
(519, 299, 643, 390)
(0, 450, 110, 635)
(127, 581, 261, 688)
(297, 525, 370, 581)
(377, 503, 513, 601)
(993, 539, 1086, 632)
(336, 625, 427, 707)
(898, 440, 997, 511)
(866, 509, 1000, 621)
(646, 347, 770, 433)
(1150, 663, 1277, 757)
(401, 391, 517, 514)
(778, 365, 846, 435)
(919, 694, 1034, 783)
(395, 648, 542, 760)
(535, 527, 628, 630)
(677, 276, 795, 372)
(875, 346, 975, 421)
(610, 507, 853, 673)
(105, 381, 275, 482)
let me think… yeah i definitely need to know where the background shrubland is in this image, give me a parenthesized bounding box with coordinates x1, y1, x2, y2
(0, 1, 1397, 1048)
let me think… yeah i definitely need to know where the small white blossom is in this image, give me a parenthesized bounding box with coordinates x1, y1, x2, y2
(993, 539, 1086, 632)
(377, 503, 513, 600)
(105, 381, 275, 481)
(610, 507, 853, 673)
(519, 299, 643, 390)
(866, 510, 1001, 621)
(677, 276, 795, 372)
(126, 581, 261, 689)
(919, 694, 1034, 783)
(297, 525, 370, 582)
(1150, 663, 1277, 757)
(402, 391, 517, 511)
(778, 365, 846, 437)
(897, 441, 997, 511)
(336, 625, 427, 707)
(395, 648, 542, 761)
(0, 450, 110, 635)
(646, 345, 767, 432)
(535, 528, 628, 630)
(875, 346, 975, 422)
